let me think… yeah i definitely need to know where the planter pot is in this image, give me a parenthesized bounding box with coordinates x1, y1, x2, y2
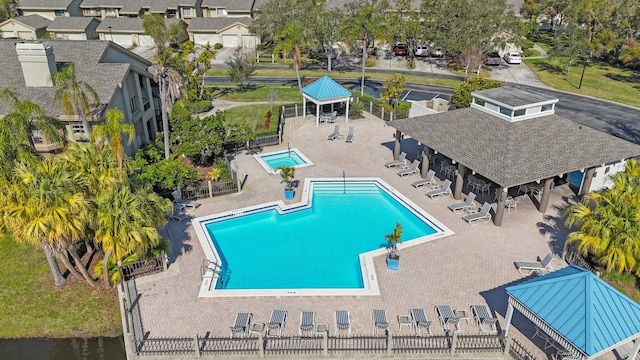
(284, 189, 295, 200)
(386, 255, 400, 270)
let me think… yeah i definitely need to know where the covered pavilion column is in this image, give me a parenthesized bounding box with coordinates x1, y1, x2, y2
(538, 177, 554, 213)
(345, 99, 349, 123)
(494, 187, 507, 226)
(420, 146, 432, 177)
(453, 163, 466, 200)
(393, 130, 402, 160)
(315, 102, 320, 128)
(629, 335, 640, 360)
(503, 302, 514, 338)
(579, 167, 596, 196)
(303, 97, 306, 119)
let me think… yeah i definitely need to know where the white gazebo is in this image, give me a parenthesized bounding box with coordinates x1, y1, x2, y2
(301, 76, 352, 127)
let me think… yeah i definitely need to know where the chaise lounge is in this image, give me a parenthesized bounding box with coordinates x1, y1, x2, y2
(462, 202, 492, 224)
(470, 305, 498, 334)
(514, 253, 556, 275)
(385, 152, 407, 168)
(409, 308, 432, 337)
(326, 125, 341, 140)
(397, 159, 420, 177)
(411, 170, 436, 189)
(426, 179, 452, 199)
(447, 192, 477, 213)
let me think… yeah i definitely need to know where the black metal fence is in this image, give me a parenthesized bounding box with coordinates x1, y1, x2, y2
(121, 253, 166, 281)
(509, 338, 539, 360)
(563, 244, 599, 275)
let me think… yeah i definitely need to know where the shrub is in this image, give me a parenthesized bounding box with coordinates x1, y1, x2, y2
(214, 43, 223, 50)
(350, 100, 364, 115)
(523, 49, 540, 57)
(184, 100, 213, 114)
(522, 39, 535, 50)
(365, 55, 376, 67)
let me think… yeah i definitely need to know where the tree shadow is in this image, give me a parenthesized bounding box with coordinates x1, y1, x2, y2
(531, 61, 564, 75)
(165, 222, 193, 263)
(536, 195, 577, 255)
(604, 72, 640, 91)
(608, 119, 640, 145)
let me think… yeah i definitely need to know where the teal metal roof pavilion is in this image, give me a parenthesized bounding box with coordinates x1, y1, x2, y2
(301, 76, 352, 127)
(504, 265, 640, 359)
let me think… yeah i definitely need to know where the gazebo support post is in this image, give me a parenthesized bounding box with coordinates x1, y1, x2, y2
(420, 147, 432, 177)
(579, 167, 596, 196)
(453, 163, 466, 200)
(303, 97, 306, 120)
(494, 187, 507, 226)
(316, 103, 320, 128)
(538, 177, 554, 213)
(393, 130, 402, 160)
(345, 99, 349, 123)
(503, 302, 514, 338)
(629, 335, 640, 360)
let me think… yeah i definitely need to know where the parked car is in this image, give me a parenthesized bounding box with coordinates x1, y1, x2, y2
(392, 43, 408, 56)
(486, 51, 502, 66)
(503, 52, 522, 64)
(431, 47, 443, 57)
(414, 44, 429, 57)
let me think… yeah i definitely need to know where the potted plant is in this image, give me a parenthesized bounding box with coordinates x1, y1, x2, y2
(385, 222, 403, 270)
(277, 165, 295, 200)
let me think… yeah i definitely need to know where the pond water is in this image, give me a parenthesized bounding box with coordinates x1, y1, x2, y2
(0, 337, 125, 360)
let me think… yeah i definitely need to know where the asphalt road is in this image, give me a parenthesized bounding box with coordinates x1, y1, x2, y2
(206, 76, 640, 145)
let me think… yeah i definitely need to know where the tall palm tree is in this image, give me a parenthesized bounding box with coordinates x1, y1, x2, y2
(52, 62, 100, 140)
(93, 185, 171, 286)
(273, 22, 307, 91)
(91, 108, 135, 172)
(195, 43, 215, 100)
(340, 0, 390, 96)
(3, 159, 97, 286)
(154, 60, 185, 160)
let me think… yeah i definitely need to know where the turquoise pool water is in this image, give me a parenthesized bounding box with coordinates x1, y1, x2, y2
(205, 182, 438, 290)
(260, 150, 307, 170)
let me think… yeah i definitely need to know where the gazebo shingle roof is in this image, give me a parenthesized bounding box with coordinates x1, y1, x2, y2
(391, 106, 640, 188)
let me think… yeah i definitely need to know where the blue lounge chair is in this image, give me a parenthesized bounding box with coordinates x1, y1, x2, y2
(335, 310, 351, 336)
(372, 309, 389, 336)
(471, 305, 497, 334)
(327, 125, 340, 140)
(435, 305, 460, 333)
(299, 311, 316, 336)
(230, 312, 252, 338)
(266, 310, 287, 337)
(409, 308, 432, 336)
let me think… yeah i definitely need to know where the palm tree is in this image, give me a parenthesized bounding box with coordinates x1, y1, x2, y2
(195, 43, 215, 100)
(52, 62, 100, 140)
(93, 185, 171, 286)
(384, 222, 403, 259)
(3, 159, 97, 286)
(273, 22, 307, 91)
(91, 108, 135, 172)
(154, 60, 185, 160)
(340, 0, 390, 96)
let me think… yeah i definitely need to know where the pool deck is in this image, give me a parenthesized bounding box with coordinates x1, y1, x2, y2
(134, 113, 621, 359)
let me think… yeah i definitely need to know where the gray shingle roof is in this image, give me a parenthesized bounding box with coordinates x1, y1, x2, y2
(201, 0, 255, 11)
(80, 0, 199, 10)
(391, 106, 640, 188)
(46, 17, 100, 32)
(187, 16, 251, 32)
(0, 40, 148, 117)
(15, 0, 75, 9)
(3, 14, 52, 30)
(96, 17, 180, 33)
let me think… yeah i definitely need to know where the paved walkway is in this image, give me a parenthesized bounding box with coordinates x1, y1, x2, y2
(129, 111, 639, 360)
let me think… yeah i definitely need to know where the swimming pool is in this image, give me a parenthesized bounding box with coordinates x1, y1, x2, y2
(193, 178, 454, 297)
(254, 148, 313, 174)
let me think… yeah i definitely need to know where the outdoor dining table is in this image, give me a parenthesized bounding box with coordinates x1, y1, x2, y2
(443, 165, 456, 178)
(469, 178, 486, 193)
(319, 113, 332, 123)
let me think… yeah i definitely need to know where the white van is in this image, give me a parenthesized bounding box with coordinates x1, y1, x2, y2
(415, 44, 429, 57)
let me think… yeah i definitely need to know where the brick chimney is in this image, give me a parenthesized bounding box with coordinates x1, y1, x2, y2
(15, 41, 57, 87)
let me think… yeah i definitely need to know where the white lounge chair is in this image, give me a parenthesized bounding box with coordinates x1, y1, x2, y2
(334, 310, 351, 337)
(515, 253, 556, 275)
(230, 312, 252, 338)
(411, 170, 436, 189)
(471, 305, 497, 334)
(435, 305, 460, 333)
(385, 152, 407, 168)
(299, 311, 316, 336)
(462, 202, 492, 225)
(171, 190, 201, 210)
(409, 308, 432, 337)
(397, 160, 420, 177)
(345, 126, 354, 143)
(372, 309, 389, 336)
(447, 192, 477, 214)
(266, 309, 287, 337)
(426, 179, 452, 199)
(326, 125, 340, 140)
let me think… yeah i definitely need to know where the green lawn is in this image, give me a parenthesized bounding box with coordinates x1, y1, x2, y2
(525, 57, 640, 107)
(223, 104, 282, 134)
(0, 234, 122, 338)
(213, 85, 301, 102)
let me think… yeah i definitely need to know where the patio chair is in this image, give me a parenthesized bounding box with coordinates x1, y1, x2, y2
(515, 253, 556, 275)
(168, 210, 190, 223)
(385, 152, 407, 168)
(397, 160, 420, 177)
(447, 192, 477, 214)
(299, 311, 316, 336)
(435, 305, 460, 333)
(409, 308, 432, 337)
(426, 179, 452, 199)
(171, 190, 201, 210)
(345, 126, 355, 143)
(479, 182, 492, 196)
(326, 125, 341, 140)
(329, 110, 338, 123)
(230, 312, 252, 338)
(372, 309, 389, 336)
(462, 202, 492, 225)
(334, 310, 351, 337)
(411, 170, 436, 189)
(505, 196, 518, 212)
(553, 351, 583, 360)
(470, 305, 498, 334)
(266, 309, 287, 337)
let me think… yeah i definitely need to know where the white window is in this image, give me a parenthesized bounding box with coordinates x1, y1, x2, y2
(182, 8, 192, 16)
(31, 130, 43, 144)
(54, 10, 65, 17)
(105, 8, 116, 15)
(217, 8, 227, 16)
(130, 95, 138, 112)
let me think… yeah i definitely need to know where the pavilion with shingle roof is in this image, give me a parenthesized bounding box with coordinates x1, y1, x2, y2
(505, 265, 640, 360)
(391, 87, 640, 226)
(302, 76, 352, 127)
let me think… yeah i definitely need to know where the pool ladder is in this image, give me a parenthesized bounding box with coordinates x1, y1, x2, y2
(201, 260, 231, 287)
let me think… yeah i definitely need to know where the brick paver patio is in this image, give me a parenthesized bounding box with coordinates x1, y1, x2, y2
(133, 113, 607, 359)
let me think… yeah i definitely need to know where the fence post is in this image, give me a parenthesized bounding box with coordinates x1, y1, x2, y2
(450, 331, 458, 355)
(207, 180, 213, 198)
(258, 332, 265, 358)
(161, 251, 167, 271)
(322, 331, 328, 356)
(295, 104, 298, 117)
(381, 107, 385, 120)
(271, 54, 274, 64)
(386, 330, 393, 356)
(369, 101, 373, 113)
(502, 331, 512, 359)
(390, 111, 394, 121)
(256, 53, 259, 63)
(193, 334, 200, 357)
